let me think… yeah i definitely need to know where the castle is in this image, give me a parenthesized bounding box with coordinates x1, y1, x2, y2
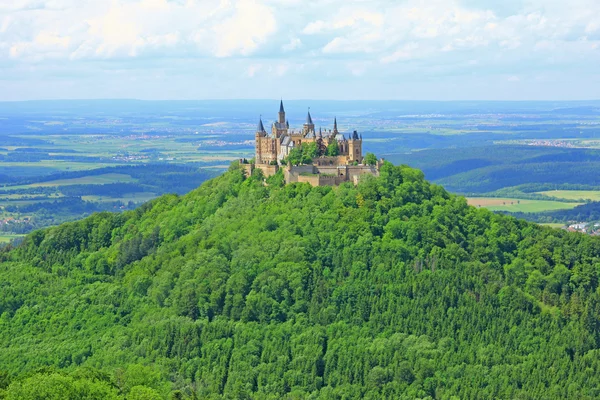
(242, 100, 381, 186)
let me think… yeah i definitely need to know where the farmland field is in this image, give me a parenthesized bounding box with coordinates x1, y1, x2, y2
(466, 197, 582, 213)
(0, 233, 25, 244)
(540, 223, 566, 228)
(537, 190, 600, 202)
(0, 173, 136, 191)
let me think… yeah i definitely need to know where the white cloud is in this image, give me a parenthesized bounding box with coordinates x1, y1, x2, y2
(210, 0, 276, 57)
(380, 43, 419, 64)
(1, 0, 600, 99)
(2, 0, 277, 61)
(246, 63, 262, 77)
(282, 38, 301, 51)
(303, 20, 326, 35)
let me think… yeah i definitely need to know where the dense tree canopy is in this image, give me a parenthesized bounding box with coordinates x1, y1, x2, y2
(326, 141, 340, 157)
(1, 161, 600, 399)
(365, 153, 377, 166)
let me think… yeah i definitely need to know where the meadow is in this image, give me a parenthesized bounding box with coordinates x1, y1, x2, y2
(537, 190, 600, 202)
(0, 173, 136, 191)
(0, 233, 25, 243)
(466, 197, 582, 213)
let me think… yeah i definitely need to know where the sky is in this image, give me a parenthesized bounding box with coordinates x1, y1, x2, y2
(1, 0, 599, 101)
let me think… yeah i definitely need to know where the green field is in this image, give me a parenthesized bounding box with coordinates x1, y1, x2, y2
(538, 190, 600, 202)
(31, 173, 135, 187)
(82, 192, 157, 203)
(467, 197, 582, 213)
(0, 173, 136, 191)
(540, 223, 566, 229)
(0, 234, 25, 244)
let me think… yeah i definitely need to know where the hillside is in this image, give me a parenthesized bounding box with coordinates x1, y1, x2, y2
(1, 162, 600, 399)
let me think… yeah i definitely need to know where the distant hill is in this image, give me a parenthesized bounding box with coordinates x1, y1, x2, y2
(1, 162, 600, 399)
(390, 146, 600, 193)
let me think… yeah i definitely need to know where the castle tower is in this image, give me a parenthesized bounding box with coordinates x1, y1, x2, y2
(333, 117, 339, 135)
(302, 108, 315, 136)
(278, 99, 285, 124)
(255, 116, 267, 163)
(256, 116, 266, 135)
(273, 100, 288, 140)
(348, 130, 362, 163)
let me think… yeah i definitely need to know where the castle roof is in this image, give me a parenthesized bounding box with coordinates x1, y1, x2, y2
(257, 117, 266, 132)
(306, 110, 313, 125)
(279, 99, 285, 113)
(281, 136, 292, 147)
(352, 130, 359, 140)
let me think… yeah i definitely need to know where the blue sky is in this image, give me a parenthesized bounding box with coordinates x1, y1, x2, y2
(1, 0, 599, 101)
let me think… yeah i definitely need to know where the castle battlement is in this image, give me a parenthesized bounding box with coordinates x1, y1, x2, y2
(245, 100, 380, 186)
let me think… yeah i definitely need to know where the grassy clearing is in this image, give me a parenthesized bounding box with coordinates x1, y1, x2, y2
(0, 234, 25, 244)
(540, 223, 566, 229)
(537, 190, 600, 202)
(467, 197, 582, 213)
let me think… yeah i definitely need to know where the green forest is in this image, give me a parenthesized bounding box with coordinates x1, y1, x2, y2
(1, 162, 600, 399)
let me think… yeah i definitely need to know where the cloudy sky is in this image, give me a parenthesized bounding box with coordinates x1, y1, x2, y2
(1, 0, 599, 101)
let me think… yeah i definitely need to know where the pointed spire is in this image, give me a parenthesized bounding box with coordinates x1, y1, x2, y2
(256, 116, 265, 132)
(334, 117, 338, 131)
(279, 99, 285, 113)
(286, 120, 289, 128)
(306, 108, 313, 125)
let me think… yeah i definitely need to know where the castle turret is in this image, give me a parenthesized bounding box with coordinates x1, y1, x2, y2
(333, 117, 338, 135)
(302, 108, 315, 136)
(348, 130, 362, 163)
(278, 99, 286, 124)
(255, 116, 267, 163)
(256, 116, 266, 136)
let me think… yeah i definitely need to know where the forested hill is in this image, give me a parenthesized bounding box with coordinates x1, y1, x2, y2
(2, 163, 600, 399)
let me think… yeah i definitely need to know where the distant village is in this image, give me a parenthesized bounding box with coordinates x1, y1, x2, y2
(565, 222, 600, 236)
(0, 216, 32, 228)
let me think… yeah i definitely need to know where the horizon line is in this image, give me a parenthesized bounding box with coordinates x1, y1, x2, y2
(1, 98, 600, 103)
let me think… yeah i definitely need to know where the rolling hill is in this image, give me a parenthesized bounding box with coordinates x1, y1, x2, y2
(1, 162, 600, 399)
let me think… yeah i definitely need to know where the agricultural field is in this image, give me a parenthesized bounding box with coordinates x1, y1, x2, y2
(0, 233, 25, 244)
(537, 190, 600, 202)
(541, 223, 567, 229)
(466, 197, 582, 213)
(0, 173, 136, 191)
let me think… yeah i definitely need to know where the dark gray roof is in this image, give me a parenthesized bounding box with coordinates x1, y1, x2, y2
(279, 100, 285, 113)
(257, 117, 266, 132)
(352, 130, 359, 140)
(306, 110, 313, 125)
(281, 136, 292, 146)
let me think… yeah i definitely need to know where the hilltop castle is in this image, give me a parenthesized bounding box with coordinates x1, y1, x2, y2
(242, 101, 381, 186)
